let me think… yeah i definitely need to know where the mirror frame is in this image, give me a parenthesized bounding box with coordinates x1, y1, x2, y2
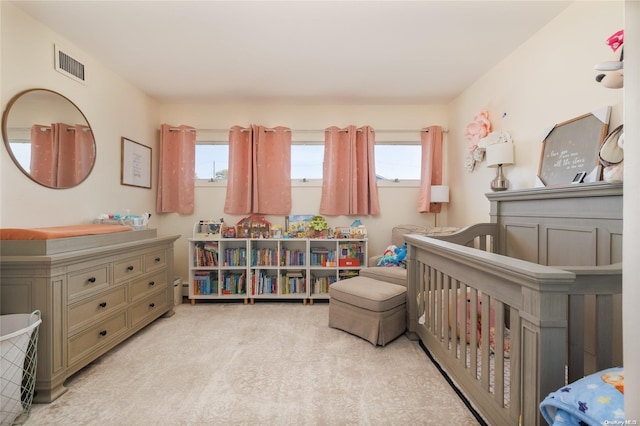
(1, 88, 96, 189)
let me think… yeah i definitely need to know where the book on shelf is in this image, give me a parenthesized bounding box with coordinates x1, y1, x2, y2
(193, 270, 218, 295)
(194, 241, 218, 267)
(252, 270, 277, 295)
(338, 270, 360, 280)
(309, 247, 335, 266)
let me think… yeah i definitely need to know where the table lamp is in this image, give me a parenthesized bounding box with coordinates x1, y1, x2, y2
(430, 185, 449, 226)
(486, 142, 514, 191)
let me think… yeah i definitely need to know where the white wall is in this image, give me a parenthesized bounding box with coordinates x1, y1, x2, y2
(1, 2, 158, 228)
(447, 1, 623, 226)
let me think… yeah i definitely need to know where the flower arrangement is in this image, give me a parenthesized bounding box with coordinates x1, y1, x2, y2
(464, 110, 492, 172)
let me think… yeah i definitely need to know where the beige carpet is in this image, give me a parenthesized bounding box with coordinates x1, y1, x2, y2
(26, 302, 481, 425)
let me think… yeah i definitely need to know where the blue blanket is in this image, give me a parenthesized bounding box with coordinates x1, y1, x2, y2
(540, 367, 624, 426)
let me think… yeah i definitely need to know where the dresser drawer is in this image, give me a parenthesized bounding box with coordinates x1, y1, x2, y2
(67, 264, 110, 300)
(130, 270, 167, 302)
(144, 249, 167, 272)
(68, 286, 128, 333)
(114, 256, 143, 282)
(68, 311, 128, 366)
(131, 290, 167, 327)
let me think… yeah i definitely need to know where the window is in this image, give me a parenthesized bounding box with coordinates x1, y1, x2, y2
(195, 136, 421, 182)
(291, 144, 323, 180)
(195, 143, 228, 180)
(374, 144, 421, 181)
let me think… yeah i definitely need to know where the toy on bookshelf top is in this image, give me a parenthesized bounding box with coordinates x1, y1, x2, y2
(235, 214, 271, 239)
(285, 214, 314, 238)
(335, 219, 367, 239)
(193, 219, 223, 238)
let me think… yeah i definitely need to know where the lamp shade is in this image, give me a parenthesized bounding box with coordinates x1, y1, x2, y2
(430, 185, 450, 203)
(486, 142, 514, 167)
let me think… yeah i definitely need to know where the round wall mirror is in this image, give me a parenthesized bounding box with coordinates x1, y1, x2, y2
(2, 88, 96, 189)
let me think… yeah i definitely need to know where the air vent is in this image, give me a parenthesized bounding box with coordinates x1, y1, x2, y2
(54, 44, 86, 84)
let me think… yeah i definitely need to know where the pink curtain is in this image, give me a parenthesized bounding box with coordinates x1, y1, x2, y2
(224, 125, 292, 215)
(156, 124, 196, 214)
(319, 125, 380, 216)
(30, 123, 95, 187)
(30, 124, 56, 186)
(417, 126, 443, 213)
(73, 125, 95, 183)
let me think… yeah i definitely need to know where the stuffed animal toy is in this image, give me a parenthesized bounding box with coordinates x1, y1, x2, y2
(595, 30, 625, 182)
(595, 30, 624, 89)
(394, 243, 407, 264)
(376, 243, 407, 267)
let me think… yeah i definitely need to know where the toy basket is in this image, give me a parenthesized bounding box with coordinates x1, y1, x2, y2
(1, 311, 41, 426)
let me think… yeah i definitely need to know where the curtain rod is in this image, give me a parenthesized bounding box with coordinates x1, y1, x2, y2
(178, 127, 448, 133)
(37, 126, 91, 132)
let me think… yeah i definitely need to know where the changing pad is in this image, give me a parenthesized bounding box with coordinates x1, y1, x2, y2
(0, 224, 134, 240)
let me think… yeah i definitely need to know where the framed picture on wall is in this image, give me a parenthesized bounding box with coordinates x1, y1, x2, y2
(121, 137, 152, 188)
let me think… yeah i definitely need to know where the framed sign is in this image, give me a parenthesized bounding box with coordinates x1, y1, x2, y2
(121, 137, 152, 188)
(537, 107, 610, 186)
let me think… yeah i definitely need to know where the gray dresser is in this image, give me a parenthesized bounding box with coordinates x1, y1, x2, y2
(0, 229, 180, 403)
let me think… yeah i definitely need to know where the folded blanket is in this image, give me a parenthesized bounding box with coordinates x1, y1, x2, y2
(540, 367, 624, 426)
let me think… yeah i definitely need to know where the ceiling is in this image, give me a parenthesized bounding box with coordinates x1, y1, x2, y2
(12, 1, 572, 105)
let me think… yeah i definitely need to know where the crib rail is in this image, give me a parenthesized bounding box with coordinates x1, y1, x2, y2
(406, 231, 576, 426)
(406, 224, 623, 426)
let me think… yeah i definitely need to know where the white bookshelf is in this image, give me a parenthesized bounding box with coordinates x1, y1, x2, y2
(188, 229, 367, 304)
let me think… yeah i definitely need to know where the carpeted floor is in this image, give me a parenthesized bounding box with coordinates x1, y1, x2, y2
(25, 302, 481, 425)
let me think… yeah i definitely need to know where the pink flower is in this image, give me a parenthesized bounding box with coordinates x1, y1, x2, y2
(465, 110, 492, 150)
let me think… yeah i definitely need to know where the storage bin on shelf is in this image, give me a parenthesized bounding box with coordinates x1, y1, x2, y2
(1, 310, 42, 426)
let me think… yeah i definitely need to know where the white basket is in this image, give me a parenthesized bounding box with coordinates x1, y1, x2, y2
(1, 311, 41, 426)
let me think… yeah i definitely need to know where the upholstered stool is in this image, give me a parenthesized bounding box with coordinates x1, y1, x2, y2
(328, 276, 407, 346)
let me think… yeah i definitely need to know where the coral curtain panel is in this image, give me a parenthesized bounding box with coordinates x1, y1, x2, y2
(417, 125, 444, 213)
(224, 125, 292, 215)
(319, 125, 380, 216)
(30, 124, 56, 186)
(29, 123, 94, 187)
(156, 124, 196, 214)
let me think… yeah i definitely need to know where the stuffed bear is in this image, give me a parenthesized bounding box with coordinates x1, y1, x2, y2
(595, 30, 624, 182)
(595, 29, 624, 89)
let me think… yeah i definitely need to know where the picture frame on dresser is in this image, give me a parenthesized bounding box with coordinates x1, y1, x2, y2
(121, 137, 152, 188)
(536, 106, 610, 187)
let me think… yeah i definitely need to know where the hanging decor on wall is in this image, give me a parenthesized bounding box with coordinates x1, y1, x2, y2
(463, 110, 492, 172)
(121, 137, 152, 188)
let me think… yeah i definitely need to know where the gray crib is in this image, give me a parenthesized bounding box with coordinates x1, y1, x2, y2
(406, 182, 623, 426)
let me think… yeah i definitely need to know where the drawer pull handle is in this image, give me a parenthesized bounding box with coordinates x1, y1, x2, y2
(149, 303, 156, 308)
(99, 330, 107, 337)
(148, 281, 155, 286)
(87, 277, 97, 283)
(127, 265, 134, 271)
(99, 302, 107, 308)
(155, 257, 161, 262)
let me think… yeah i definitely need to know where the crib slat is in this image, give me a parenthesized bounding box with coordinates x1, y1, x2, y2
(480, 290, 490, 391)
(436, 270, 443, 340)
(429, 267, 436, 332)
(458, 283, 468, 368)
(470, 288, 479, 382)
(451, 280, 461, 361)
(493, 297, 505, 406)
(442, 274, 451, 349)
(508, 306, 521, 421)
